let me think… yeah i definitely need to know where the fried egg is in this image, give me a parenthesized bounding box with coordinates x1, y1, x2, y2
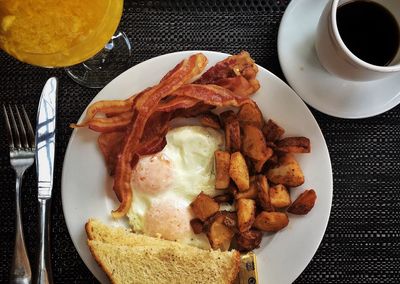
(127, 126, 228, 249)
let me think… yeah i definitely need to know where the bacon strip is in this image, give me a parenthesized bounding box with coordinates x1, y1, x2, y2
(112, 53, 208, 218)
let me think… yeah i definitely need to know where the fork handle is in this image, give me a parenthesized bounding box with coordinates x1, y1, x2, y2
(35, 199, 53, 284)
(10, 174, 32, 284)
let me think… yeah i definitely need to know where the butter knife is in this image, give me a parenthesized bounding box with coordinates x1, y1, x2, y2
(35, 77, 57, 284)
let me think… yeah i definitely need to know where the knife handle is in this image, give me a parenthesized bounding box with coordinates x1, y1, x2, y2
(35, 199, 53, 284)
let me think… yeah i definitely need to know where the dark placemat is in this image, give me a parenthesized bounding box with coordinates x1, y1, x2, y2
(0, 0, 399, 283)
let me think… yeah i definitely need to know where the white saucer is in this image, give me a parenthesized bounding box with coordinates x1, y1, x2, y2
(278, 0, 400, 119)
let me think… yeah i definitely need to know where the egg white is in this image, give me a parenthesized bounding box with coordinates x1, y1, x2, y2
(127, 126, 230, 249)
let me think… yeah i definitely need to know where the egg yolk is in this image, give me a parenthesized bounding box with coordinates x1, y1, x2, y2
(143, 198, 192, 241)
(131, 153, 173, 195)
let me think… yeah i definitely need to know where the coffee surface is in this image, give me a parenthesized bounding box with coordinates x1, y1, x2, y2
(336, 1, 399, 66)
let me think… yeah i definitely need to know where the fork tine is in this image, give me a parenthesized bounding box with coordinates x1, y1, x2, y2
(21, 105, 35, 148)
(8, 104, 21, 148)
(14, 105, 29, 148)
(3, 105, 14, 148)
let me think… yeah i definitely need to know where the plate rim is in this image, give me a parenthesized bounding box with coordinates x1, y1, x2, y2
(62, 50, 333, 284)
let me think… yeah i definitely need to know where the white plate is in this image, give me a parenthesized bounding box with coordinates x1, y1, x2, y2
(62, 51, 333, 284)
(278, 0, 400, 119)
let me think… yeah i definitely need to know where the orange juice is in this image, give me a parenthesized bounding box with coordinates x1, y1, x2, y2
(0, 0, 123, 67)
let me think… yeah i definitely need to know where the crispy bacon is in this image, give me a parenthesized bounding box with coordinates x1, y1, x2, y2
(172, 84, 253, 107)
(112, 53, 208, 217)
(195, 51, 257, 82)
(72, 52, 261, 218)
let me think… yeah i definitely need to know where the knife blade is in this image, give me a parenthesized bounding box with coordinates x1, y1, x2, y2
(35, 77, 57, 284)
(36, 77, 57, 199)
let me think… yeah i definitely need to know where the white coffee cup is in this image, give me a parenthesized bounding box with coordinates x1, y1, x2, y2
(315, 0, 400, 81)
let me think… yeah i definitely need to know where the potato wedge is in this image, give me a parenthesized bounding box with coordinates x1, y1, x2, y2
(236, 198, 256, 232)
(266, 154, 305, 187)
(256, 175, 274, 212)
(242, 124, 273, 162)
(214, 150, 231, 189)
(276, 137, 311, 153)
(253, 211, 289, 232)
(213, 193, 234, 204)
(234, 176, 258, 200)
(262, 119, 285, 141)
(225, 117, 241, 152)
(287, 189, 317, 215)
(269, 184, 291, 208)
(236, 230, 263, 252)
(219, 110, 235, 127)
(205, 212, 235, 251)
(190, 192, 220, 221)
(237, 102, 264, 128)
(219, 110, 241, 152)
(200, 112, 221, 129)
(229, 152, 250, 191)
(190, 218, 204, 234)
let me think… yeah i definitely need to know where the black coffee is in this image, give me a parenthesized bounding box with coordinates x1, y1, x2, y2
(336, 0, 400, 66)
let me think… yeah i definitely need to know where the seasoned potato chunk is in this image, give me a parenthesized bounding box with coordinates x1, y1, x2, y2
(237, 103, 264, 128)
(256, 175, 274, 212)
(269, 184, 291, 208)
(214, 150, 231, 189)
(253, 211, 289, 232)
(234, 176, 258, 200)
(236, 198, 256, 232)
(262, 119, 285, 141)
(200, 112, 221, 129)
(190, 192, 220, 221)
(266, 154, 305, 187)
(236, 230, 263, 252)
(213, 193, 234, 204)
(276, 137, 311, 153)
(242, 124, 273, 162)
(190, 218, 204, 234)
(287, 189, 317, 215)
(229, 152, 250, 191)
(220, 111, 241, 152)
(205, 212, 235, 251)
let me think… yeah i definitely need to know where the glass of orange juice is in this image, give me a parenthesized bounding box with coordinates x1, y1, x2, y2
(0, 0, 131, 88)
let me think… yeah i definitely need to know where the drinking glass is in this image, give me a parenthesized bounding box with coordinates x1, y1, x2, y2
(0, 0, 131, 88)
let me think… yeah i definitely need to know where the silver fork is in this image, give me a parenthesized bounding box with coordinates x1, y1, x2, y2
(3, 105, 35, 284)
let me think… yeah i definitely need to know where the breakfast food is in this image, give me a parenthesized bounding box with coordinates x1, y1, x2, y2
(86, 219, 240, 284)
(73, 52, 318, 280)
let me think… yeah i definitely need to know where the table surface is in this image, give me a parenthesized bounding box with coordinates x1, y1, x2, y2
(1, 1, 399, 283)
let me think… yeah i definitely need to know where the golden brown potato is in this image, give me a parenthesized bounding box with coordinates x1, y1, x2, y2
(242, 124, 273, 162)
(236, 198, 256, 232)
(287, 189, 317, 215)
(200, 112, 221, 129)
(219, 110, 241, 152)
(253, 211, 289, 232)
(237, 102, 264, 128)
(234, 176, 258, 200)
(269, 184, 291, 208)
(219, 110, 235, 127)
(225, 117, 241, 152)
(214, 150, 231, 189)
(236, 230, 263, 252)
(262, 119, 285, 141)
(256, 175, 274, 212)
(190, 192, 220, 221)
(213, 193, 234, 204)
(266, 154, 305, 187)
(205, 212, 235, 251)
(190, 218, 204, 234)
(229, 152, 250, 191)
(276, 137, 311, 153)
